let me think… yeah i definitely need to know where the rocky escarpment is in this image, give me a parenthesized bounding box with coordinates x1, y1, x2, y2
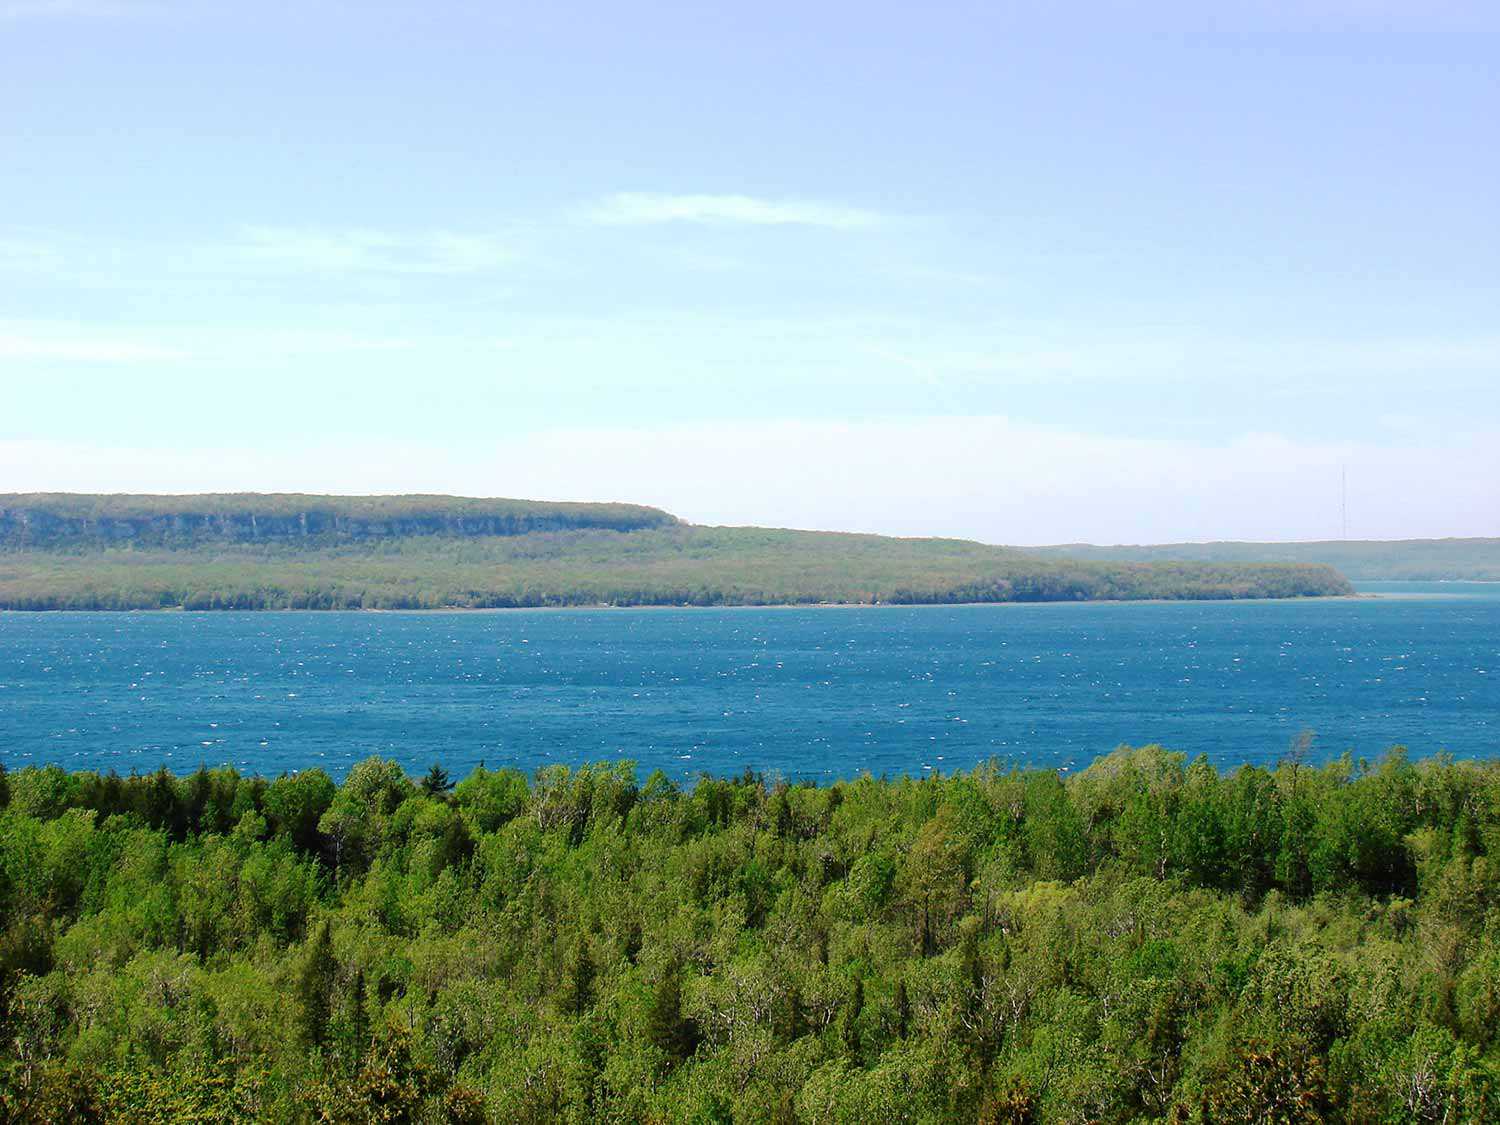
(0, 493, 679, 547)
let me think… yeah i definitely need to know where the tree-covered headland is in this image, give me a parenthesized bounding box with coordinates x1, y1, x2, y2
(2, 745, 1497, 1121)
(1028, 538, 1500, 582)
(0, 494, 1352, 609)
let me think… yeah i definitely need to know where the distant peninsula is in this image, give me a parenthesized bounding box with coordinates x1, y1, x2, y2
(1027, 537, 1500, 582)
(0, 493, 1352, 610)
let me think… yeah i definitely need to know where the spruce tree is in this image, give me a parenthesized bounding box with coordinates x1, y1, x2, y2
(558, 937, 595, 1017)
(422, 763, 452, 797)
(645, 963, 695, 1062)
(296, 921, 336, 1050)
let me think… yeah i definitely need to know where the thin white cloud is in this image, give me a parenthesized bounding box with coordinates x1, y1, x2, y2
(233, 227, 513, 275)
(0, 323, 427, 364)
(863, 332, 1500, 386)
(584, 193, 887, 230)
(0, 0, 157, 17)
(0, 330, 186, 363)
(246, 330, 415, 355)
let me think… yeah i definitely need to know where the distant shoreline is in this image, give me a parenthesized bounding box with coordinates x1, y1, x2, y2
(0, 493, 1358, 609)
(0, 592, 1374, 614)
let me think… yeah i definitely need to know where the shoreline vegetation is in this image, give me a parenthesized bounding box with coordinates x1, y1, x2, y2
(0, 494, 1353, 610)
(1028, 537, 1500, 582)
(1, 745, 1497, 1120)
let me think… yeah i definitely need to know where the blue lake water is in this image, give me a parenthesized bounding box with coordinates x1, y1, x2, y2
(1, 582, 1496, 782)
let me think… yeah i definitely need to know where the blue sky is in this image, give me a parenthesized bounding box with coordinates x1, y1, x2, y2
(2, 2, 1497, 542)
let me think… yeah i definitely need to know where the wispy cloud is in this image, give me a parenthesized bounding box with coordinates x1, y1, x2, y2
(862, 333, 1500, 387)
(232, 227, 513, 275)
(0, 320, 437, 365)
(247, 330, 416, 356)
(0, 226, 515, 289)
(0, 330, 187, 363)
(584, 193, 887, 230)
(0, 0, 158, 18)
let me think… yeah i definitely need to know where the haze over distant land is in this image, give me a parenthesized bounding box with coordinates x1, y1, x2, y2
(0, 493, 1351, 609)
(1030, 538, 1500, 582)
(2, 6, 1497, 544)
(2, 426, 1494, 546)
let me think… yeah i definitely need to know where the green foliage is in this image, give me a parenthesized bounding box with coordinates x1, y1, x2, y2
(296, 922, 337, 1050)
(0, 745, 1497, 1121)
(265, 769, 336, 853)
(420, 764, 452, 797)
(0, 505, 1352, 609)
(0, 492, 677, 548)
(1028, 537, 1500, 581)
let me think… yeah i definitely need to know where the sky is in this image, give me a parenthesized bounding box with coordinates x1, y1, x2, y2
(2, 2, 1497, 544)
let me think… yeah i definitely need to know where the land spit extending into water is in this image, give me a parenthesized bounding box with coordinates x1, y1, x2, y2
(1029, 535, 1500, 581)
(0, 493, 1351, 610)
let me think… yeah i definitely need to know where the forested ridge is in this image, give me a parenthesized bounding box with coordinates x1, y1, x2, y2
(1028, 539, 1500, 582)
(2, 745, 1498, 1121)
(0, 495, 1352, 609)
(0, 494, 678, 548)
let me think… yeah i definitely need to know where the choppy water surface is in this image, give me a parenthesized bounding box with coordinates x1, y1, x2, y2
(1, 582, 1495, 781)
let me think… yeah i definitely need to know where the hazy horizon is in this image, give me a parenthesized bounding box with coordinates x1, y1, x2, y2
(4, 3, 1496, 543)
(6, 486, 1496, 550)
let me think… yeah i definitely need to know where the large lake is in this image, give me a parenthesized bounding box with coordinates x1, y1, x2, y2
(1, 582, 1495, 781)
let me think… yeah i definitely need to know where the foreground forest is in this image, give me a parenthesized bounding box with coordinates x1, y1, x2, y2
(0, 494, 1351, 609)
(2, 746, 1497, 1121)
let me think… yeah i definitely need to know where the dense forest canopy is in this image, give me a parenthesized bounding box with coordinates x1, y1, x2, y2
(1, 745, 1497, 1121)
(1028, 538, 1500, 582)
(0, 493, 679, 548)
(0, 495, 1352, 610)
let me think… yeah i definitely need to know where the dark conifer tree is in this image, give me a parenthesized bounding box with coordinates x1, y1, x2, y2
(838, 977, 864, 1058)
(422, 763, 453, 797)
(894, 978, 911, 1040)
(645, 963, 696, 1062)
(558, 937, 595, 1017)
(296, 922, 337, 1050)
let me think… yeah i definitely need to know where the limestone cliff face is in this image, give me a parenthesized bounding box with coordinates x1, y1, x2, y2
(0, 494, 679, 547)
